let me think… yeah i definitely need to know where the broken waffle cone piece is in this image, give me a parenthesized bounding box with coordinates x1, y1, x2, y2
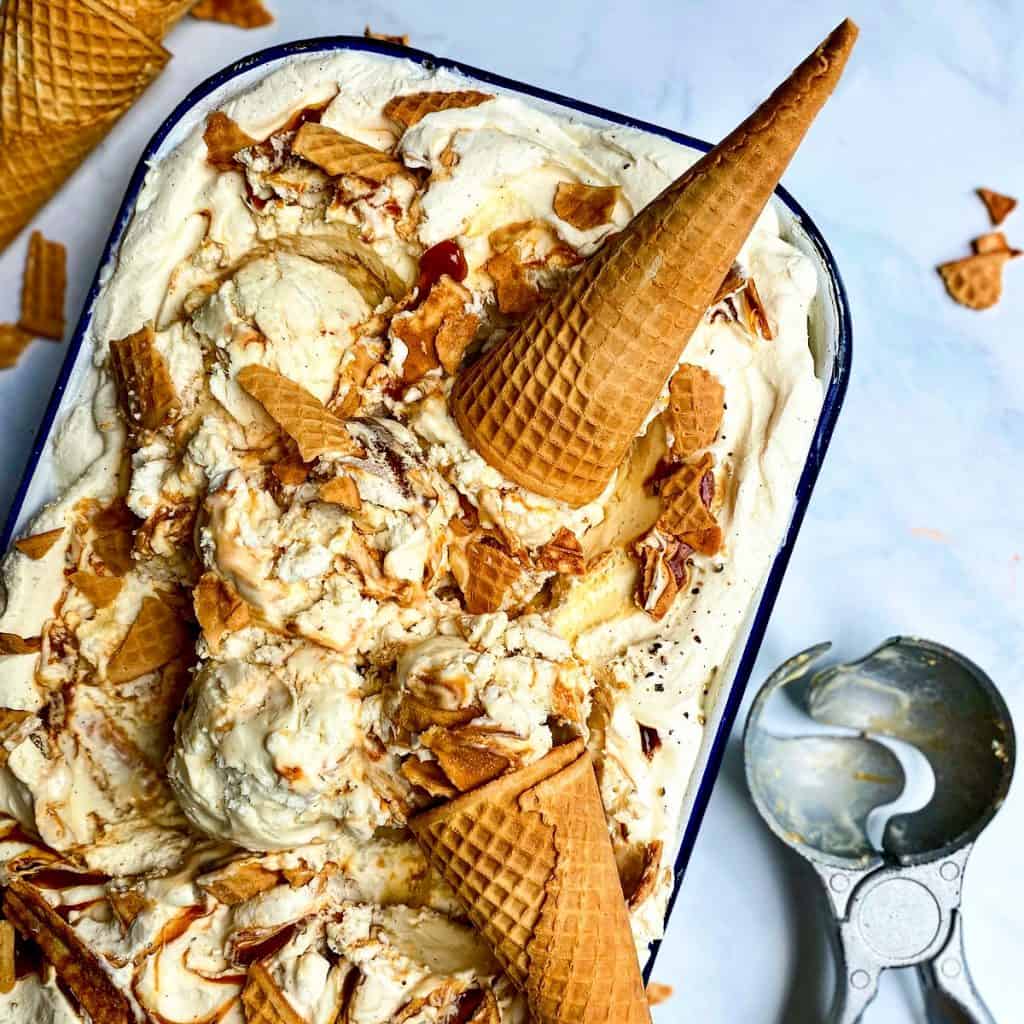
(938, 251, 1016, 310)
(743, 276, 774, 339)
(553, 182, 621, 231)
(292, 122, 406, 183)
(451, 20, 857, 506)
(106, 595, 191, 684)
(410, 740, 650, 1024)
(70, 571, 123, 608)
(667, 364, 725, 458)
(395, 695, 483, 733)
(659, 454, 721, 555)
(272, 455, 310, 487)
(364, 25, 409, 46)
(0, 632, 41, 655)
(384, 90, 494, 129)
(191, 0, 274, 29)
(393, 274, 478, 382)
(318, 474, 362, 510)
(972, 231, 1022, 257)
(92, 528, 135, 576)
(14, 526, 63, 559)
(976, 187, 1017, 227)
(484, 249, 541, 316)
(199, 860, 279, 905)
(462, 539, 523, 614)
(109, 325, 180, 431)
(420, 726, 511, 792)
(4, 879, 133, 1023)
(194, 572, 249, 652)
(241, 962, 305, 1024)
(712, 265, 746, 303)
(19, 231, 66, 340)
(237, 365, 360, 461)
(402, 757, 459, 799)
(203, 111, 257, 170)
(536, 527, 585, 575)
(0, 324, 34, 369)
(634, 534, 689, 620)
(0, 0, 169, 251)
(646, 983, 673, 1007)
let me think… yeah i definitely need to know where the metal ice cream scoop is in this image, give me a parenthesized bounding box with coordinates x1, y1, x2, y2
(744, 637, 1015, 1024)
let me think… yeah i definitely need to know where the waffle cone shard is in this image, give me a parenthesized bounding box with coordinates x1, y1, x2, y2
(667, 363, 725, 457)
(937, 251, 1012, 310)
(237, 364, 359, 461)
(106, 595, 190, 683)
(411, 740, 650, 1024)
(462, 539, 522, 614)
(451, 20, 857, 506)
(241, 962, 305, 1024)
(384, 89, 494, 128)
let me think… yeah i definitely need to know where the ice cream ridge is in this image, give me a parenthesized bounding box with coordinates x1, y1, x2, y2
(0, 16, 856, 1024)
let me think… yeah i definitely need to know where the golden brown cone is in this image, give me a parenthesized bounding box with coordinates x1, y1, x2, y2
(451, 19, 858, 506)
(5, 880, 134, 1023)
(0, 0, 170, 251)
(411, 740, 650, 1024)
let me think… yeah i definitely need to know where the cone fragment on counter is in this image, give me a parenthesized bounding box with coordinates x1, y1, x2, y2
(0, 0, 172, 251)
(451, 19, 858, 506)
(410, 740, 651, 1024)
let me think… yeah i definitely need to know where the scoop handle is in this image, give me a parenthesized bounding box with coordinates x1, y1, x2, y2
(829, 966, 879, 1024)
(917, 913, 996, 1024)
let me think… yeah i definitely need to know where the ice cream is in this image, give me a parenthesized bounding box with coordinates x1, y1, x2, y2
(0, 37, 838, 1024)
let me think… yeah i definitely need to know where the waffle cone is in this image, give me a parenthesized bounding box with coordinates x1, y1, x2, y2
(410, 740, 650, 1024)
(451, 20, 857, 505)
(0, 0, 169, 251)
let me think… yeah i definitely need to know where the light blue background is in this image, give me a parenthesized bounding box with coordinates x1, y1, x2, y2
(0, 3, 1019, 1020)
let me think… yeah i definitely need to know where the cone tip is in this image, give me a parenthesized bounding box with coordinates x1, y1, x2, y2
(824, 18, 859, 64)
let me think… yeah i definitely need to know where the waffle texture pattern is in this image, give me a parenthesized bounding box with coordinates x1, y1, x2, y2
(451, 20, 857, 506)
(0, 0, 170, 250)
(411, 741, 651, 1024)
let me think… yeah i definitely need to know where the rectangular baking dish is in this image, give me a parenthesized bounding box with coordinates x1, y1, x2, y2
(0, 36, 852, 978)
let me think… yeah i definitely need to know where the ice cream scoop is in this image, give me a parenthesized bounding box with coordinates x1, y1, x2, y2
(744, 638, 1015, 1024)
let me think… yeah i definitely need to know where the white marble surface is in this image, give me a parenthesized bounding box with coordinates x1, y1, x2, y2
(0, 2, 1020, 1021)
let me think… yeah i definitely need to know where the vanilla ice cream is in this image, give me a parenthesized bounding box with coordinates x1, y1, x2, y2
(0, 48, 824, 1023)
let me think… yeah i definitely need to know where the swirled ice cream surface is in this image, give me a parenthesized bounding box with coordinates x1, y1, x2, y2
(0, 50, 822, 1023)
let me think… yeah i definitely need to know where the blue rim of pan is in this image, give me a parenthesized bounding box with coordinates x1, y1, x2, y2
(0, 35, 852, 982)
